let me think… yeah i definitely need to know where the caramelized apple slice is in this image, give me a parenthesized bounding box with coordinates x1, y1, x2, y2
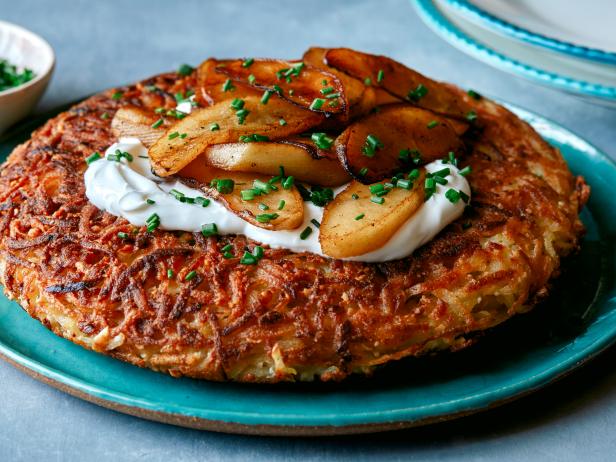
(214, 58, 347, 115)
(203, 141, 350, 186)
(179, 158, 304, 230)
(303, 47, 403, 119)
(197, 58, 262, 106)
(149, 95, 324, 177)
(335, 104, 464, 183)
(320, 172, 425, 258)
(111, 107, 165, 147)
(325, 47, 473, 120)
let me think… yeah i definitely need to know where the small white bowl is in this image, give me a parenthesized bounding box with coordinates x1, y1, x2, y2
(0, 21, 55, 135)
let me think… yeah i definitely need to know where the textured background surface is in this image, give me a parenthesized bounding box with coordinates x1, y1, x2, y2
(1, 0, 616, 460)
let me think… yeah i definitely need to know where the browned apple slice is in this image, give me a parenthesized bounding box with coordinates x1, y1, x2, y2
(335, 104, 464, 183)
(179, 158, 304, 230)
(111, 107, 166, 147)
(319, 172, 425, 258)
(324, 47, 474, 120)
(303, 47, 404, 119)
(214, 58, 347, 115)
(149, 95, 324, 177)
(203, 141, 350, 186)
(197, 58, 262, 106)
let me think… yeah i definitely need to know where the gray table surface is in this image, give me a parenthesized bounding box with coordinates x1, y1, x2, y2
(1, 0, 616, 460)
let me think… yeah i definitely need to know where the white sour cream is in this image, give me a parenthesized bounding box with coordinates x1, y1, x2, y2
(84, 138, 470, 262)
(175, 95, 195, 115)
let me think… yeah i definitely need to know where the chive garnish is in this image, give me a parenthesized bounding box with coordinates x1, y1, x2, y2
(240, 251, 258, 265)
(278, 199, 286, 210)
(168, 131, 180, 140)
(359, 167, 369, 177)
(178, 64, 194, 76)
(101, 113, 110, 120)
(299, 226, 312, 240)
(111, 91, 123, 100)
(117, 232, 129, 239)
(279, 118, 287, 126)
(445, 188, 461, 203)
(364, 77, 372, 86)
(201, 223, 219, 237)
(258, 203, 269, 211)
(459, 165, 472, 176)
(370, 196, 385, 205)
(252, 246, 264, 259)
(241, 190, 256, 201)
(377, 69, 384, 83)
(214, 179, 235, 194)
(351, 193, 359, 200)
(309, 98, 325, 110)
(355, 213, 365, 220)
(311, 219, 321, 228)
(467, 89, 482, 100)
(407, 83, 428, 102)
(282, 176, 295, 190)
(320, 86, 334, 95)
(255, 213, 279, 223)
(427, 120, 439, 129)
(362, 134, 383, 157)
(260, 90, 272, 104)
(222, 78, 234, 92)
(311, 132, 334, 150)
(85, 152, 101, 165)
(231, 98, 244, 109)
(242, 58, 254, 68)
(210, 122, 220, 131)
(466, 110, 477, 122)
(151, 118, 164, 129)
(167, 269, 175, 279)
(248, 74, 256, 84)
(184, 270, 197, 281)
(146, 198, 156, 205)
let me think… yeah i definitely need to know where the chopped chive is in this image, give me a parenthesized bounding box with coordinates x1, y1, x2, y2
(151, 118, 164, 129)
(311, 219, 321, 228)
(466, 110, 477, 122)
(100, 112, 110, 120)
(85, 152, 101, 165)
(351, 193, 359, 200)
(445, 188, 461, 203)
(252, 246, 264, 259)
(311, 132, 334, 150)
(167, 268, 175, 279)
(178, 64, 194, 76)
(407, 83, 428, 102)
(282, 176, 295, 190)
(221, 244, 233, 253)
(146, 198, 156, 205)
(215, 179, 235, 194)
(409, 169, 420, 180)
(168, 131, 180, 140)
(201, 223, 219, 237)
(248, 74, 256, 84)
(241, 189, 256, 201)
(242, 58, 254, 68)
(325, 92, 341, 99)
(210, 122, 220, 131)
(425, 177, 436, 190)
(309, 98, 325, 111)
(459, 190, 470, 203)
(253, 179, 273, 193)
(459, 165, 472, 176)
(180, 133, 187, 139)
(222, 78, 234, 92)
(195, 196, 210, 207)
(279, 118, 287, 126)
(433, 175, 448, 185)
(377, 69, 384, 83)
(369, 183, 385, 194)
(355, 213, 365, 220)
(258, 203, 269, 210)
(273, 84, 283, 94)
(359, 167, 369, 177)
(146, 213, 160, 232)
(427, 120, 439, 129)
(240, 251, 258, 265)
(432, 167, 450, 178)
(320, 86, 334, 95)
(397, 179, 412, 189)
(299, 226, 312, 240)
(255, 213, 279, 223)
(321, 79, 328, 85)
(371, 196, 385, 205)
(239, 133, 269, 143)
(362, 134, 383, 157)
(260, 89, 273, 104)
(364, 77, 372, 86)
(231, 98, 245, 110)
(185, 270, 198, 281)
(278, 199, 286, 210)
(111, 91, 123, 100)
(117, 232, 129, 239)
(467, 89, 482, 100)
(222, 252, 234, 259)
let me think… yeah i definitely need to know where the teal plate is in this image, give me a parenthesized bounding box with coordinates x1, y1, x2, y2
(0, 102, 615, 436)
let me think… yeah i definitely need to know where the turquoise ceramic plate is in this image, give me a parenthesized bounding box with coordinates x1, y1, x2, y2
(0, 103, 615, 436)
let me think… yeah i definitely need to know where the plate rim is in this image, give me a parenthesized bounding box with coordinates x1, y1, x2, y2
(440, 0, 616, 65)
(413, 0, 616, 100)
(0, 101, 615, 434)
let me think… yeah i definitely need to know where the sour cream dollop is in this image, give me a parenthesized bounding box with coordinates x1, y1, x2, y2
(84, 138, 470, 262)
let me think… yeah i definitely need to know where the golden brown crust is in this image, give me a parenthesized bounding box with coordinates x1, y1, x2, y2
(0, 70, 588, 382)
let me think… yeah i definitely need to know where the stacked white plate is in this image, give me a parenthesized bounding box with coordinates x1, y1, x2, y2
(413, 0, 616, 107)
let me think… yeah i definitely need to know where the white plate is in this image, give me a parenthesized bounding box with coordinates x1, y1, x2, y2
(414, 0, 616, 107)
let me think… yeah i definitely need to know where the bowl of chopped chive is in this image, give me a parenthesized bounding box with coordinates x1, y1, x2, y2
(0, 20, 55, 134)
